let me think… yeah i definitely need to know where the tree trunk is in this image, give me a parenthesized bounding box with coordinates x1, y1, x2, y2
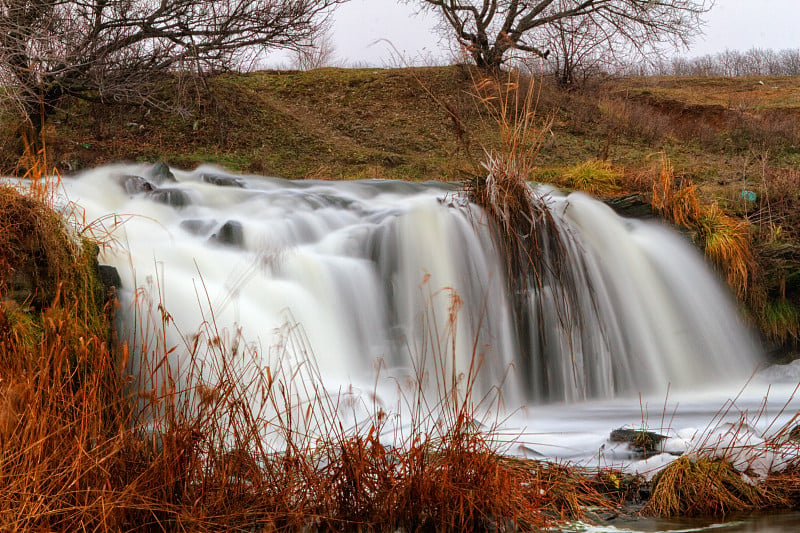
(470, 42, 507, 72)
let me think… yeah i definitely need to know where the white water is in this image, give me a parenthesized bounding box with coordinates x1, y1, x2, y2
(58, 163, 799, 473)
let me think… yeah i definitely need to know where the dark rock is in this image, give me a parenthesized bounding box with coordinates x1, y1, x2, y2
(610, 428, 667, 457)
(150, 162, 177, 184)
(118, 174, 155, 195)
(210, 221, 245, 248)
(604, 194, 654, 219)
(98, 265, 122, 291)
(201, 173, 245, 188)
(148, 189, 191, 208)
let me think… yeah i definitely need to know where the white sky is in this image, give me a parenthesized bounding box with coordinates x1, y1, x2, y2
(313, 0, 800, 67)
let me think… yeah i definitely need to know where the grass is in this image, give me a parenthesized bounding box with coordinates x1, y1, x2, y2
(560, 159, 621, 197)
(645, 456, 771, 518)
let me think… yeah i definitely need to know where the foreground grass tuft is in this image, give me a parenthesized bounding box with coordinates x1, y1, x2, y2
(646, 456, 771, 518)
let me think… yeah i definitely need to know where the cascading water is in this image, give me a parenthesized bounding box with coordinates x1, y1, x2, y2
(60, 163, 762, 413)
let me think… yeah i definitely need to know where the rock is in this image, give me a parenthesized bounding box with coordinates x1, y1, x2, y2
(610, 427, 668, 457)
(604, 194, 654, 219)
(98, 265, 122, 291)
(180, 219, 217, 236)
(149, 162, 176, 184)
(118, 174, 155, 195)
(210, 221, 245, 248)
(148, 189, 191, 208)
(201, 173, 245, 188)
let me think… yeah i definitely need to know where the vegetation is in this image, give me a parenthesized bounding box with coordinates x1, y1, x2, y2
(0, 0, 346, 150)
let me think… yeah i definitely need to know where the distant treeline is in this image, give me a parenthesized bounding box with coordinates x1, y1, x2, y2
(627, 48, 800, 77)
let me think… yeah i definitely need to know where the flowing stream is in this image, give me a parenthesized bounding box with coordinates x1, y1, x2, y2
(59, 164, 800, 490)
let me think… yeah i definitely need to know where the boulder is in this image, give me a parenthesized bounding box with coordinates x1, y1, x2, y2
(610, 427, 668, 458)
(98, 265, 122, 291)
(180, 219, 217, 236)
(118, 174, 155, 195)
(210, 221, 245, 248)
(149, 162, 177, 184)
(148, 189, 191, 208)
(201, 173, 246, 188)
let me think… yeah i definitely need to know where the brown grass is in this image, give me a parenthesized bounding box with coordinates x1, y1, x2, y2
(645, 456, 772, 518)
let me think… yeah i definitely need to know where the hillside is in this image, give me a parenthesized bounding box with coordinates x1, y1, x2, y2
(1, 66, 798, 352)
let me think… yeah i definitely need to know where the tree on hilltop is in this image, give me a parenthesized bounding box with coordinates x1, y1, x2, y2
(410, 0, 713, 72)
(0, 0, 347, 151)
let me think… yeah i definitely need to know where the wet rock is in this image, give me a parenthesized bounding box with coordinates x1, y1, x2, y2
(610, 428, 668, 458)
(148, 189, 191, 209)
(98, 265, 122, 291)
(604, 194, 654, 219)
(149, 162, 177, 184)
(118, 174, 155, 195)
(201, 173, 245, 188)
(180, 219, 218, 236)
(210, 221, 245, 248)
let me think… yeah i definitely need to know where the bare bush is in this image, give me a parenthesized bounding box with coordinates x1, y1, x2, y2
(0, 0, 348, 148)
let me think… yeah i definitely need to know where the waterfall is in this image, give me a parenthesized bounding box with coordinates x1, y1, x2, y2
(61, 164, 762, 410)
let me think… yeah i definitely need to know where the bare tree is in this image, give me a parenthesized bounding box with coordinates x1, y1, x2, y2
(0, 0, 347, 148)
(542, 0, 634, 87)
(293, 23, 338, 70)
(411, 0, 713, 71)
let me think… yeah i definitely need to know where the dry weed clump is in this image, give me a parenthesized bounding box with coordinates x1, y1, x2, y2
(462, 71, 571, 292)
(645, 456, 770, 518)
(697, 204, 757, 302)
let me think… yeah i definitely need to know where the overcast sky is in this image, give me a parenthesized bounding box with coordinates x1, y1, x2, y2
(316, 0, 800, 67)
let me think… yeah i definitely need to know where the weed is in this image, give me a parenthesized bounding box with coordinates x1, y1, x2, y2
(760, 299, 800, 345)
(560, 159, 621, 196)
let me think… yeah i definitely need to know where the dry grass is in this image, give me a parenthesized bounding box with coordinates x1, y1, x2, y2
(645, 456, 771, 518)
(461, 71, 570, 291)
(697, 204, 757, 302)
